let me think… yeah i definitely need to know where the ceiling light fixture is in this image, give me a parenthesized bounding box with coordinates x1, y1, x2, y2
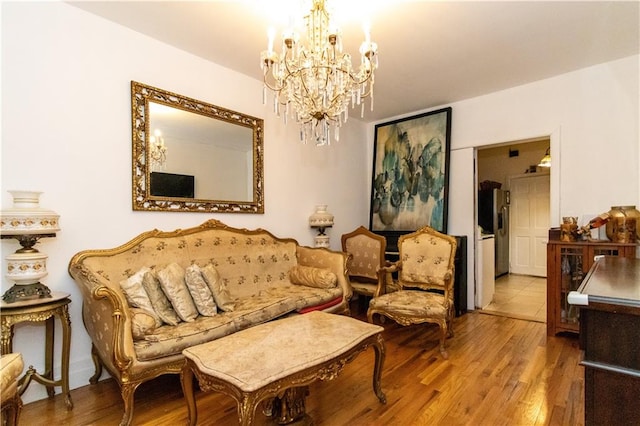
(260, 0, 378, 146)
(538, 148, 551, 168)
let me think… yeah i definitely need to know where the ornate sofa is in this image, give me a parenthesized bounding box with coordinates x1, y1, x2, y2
(68, 219, 351, 426)
(0, 353, 24, 426)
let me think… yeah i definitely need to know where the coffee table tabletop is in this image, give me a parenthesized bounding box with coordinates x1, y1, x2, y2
(182, 311, 386, 425)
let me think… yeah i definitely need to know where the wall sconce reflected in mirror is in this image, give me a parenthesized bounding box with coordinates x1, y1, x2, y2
(538, 148, 551, 168)
(149, 129, 167, 169)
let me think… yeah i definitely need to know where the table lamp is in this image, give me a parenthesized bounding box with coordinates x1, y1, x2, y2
(1, 191, 60, 303)
(309, 205, 334, 248)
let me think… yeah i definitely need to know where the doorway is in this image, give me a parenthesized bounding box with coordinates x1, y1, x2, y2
(475, 138, 550, 321)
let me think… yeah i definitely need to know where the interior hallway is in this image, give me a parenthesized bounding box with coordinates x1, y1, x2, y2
(481, 274, 546, 323)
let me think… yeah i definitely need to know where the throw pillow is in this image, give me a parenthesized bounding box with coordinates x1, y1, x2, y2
(184, 264, 217, 316)
(156, 263, 199, 322)
(130, 307, 157, 340)
(289, 265, 338, 289)
(200, 263, 235, 312)
(142, 271, 181, 326)
(119, 267, 162, 327)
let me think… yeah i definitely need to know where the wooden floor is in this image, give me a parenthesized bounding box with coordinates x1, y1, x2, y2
(20, 305, 584, 425)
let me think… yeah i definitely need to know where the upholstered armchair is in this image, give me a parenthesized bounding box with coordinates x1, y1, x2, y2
(367, 226, 457, 358)
(1, 353, 24, 426)
(341, 226, 389, 302)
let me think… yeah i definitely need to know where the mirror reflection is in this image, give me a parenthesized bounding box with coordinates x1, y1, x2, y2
(131, 81, 264, 213)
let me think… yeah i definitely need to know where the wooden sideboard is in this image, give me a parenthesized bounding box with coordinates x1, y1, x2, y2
(568, 257, 640, 425)
(546, 239, 636, 336)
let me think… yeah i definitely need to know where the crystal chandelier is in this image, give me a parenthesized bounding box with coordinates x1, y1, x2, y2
(149, 129, 167, 169)
(260, 0, 378, 146)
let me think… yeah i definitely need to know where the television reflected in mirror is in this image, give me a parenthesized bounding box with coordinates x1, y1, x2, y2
(150, 172, 195, 198)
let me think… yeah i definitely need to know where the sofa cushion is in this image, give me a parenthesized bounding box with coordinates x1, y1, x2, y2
(142, 271, 181, 326)
(289, 265, 337, 289)
(119, 267, 162, 327)
(133, 296, 296, 361)
(130, 308, 157, 340)
(185, 264, 217, 316)
(156, 263, 198, 322)
(201, 263, 235, 312)
(261, 284, 343, 311)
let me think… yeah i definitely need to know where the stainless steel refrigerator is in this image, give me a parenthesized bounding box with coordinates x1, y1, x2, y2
(478, 188, 510, 277)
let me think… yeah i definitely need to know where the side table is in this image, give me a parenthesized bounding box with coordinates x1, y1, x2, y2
(0, 291, 73, 409)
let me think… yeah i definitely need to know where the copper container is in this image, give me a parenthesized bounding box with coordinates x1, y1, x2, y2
(606, 206, 640, 242)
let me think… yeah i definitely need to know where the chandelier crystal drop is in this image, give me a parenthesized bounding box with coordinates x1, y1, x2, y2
(260, 0, 378, 146)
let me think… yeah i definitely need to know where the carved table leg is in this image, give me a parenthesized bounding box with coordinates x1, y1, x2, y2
(272, 386, 309, 424)
(372, 334, 387, 404)
(181, 366, 197, 426)
(45, 316, 55, 397)
(60, 303, 73, 409)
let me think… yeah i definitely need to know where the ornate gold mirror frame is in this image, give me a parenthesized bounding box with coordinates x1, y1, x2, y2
(131, 81, 264, 213)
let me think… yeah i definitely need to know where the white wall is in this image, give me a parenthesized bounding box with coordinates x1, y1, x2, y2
(1, 2, 368, 403)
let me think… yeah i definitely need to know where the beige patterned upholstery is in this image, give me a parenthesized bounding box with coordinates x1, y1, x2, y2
(1, 353, 24, 426)
(68, 219, 351, 426)
(367, 226, 457, 358)
(341, 226, 388, 299)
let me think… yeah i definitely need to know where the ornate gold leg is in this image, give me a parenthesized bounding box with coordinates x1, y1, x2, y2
(180, 365, 197, 426)
(439, 323, 449, 359)
(44, 316, 55, 397)
(1, 394, 22, 426)
(271, 386, 309, 424)
(372, 334, 387, 404)
(119, 382, 137, 426)
(0, 320, 14, 355)
(238, 394, 261, 426)
(60, 304, 73, 409)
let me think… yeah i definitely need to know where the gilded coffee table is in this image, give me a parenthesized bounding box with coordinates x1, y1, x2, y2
(181, 311, 386, 425)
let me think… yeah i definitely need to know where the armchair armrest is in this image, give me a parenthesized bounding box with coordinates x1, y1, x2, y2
(374, 260, 400, 296)
(68, 263, 135, 377)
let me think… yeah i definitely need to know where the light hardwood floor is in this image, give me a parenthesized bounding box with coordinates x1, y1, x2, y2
(482, 274, 547, 323)
(19, 304, 583, 425)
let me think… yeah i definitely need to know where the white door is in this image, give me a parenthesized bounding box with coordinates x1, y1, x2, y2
(509, 173, 550, 276)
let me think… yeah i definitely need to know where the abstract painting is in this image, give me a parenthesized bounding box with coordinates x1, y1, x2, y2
(369, 107, 452, 249)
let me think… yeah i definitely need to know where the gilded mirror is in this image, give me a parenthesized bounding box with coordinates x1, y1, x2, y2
(131, 81, 264, 213)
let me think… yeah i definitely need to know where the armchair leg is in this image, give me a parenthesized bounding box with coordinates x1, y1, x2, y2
(439, 324, 449, 360)
(1, 394, 22, 426)
(119, 382, 139, 426)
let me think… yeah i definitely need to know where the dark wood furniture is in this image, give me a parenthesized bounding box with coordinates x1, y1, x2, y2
(546, 238, 636, 336)
(568, 257, 640, 426)
(453, 236, 467, 316)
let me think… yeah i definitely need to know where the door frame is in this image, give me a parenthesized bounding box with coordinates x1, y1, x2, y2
(473, 131, 559, 304)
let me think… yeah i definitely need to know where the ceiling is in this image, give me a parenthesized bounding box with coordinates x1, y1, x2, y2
(68, 1, 640, 122)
